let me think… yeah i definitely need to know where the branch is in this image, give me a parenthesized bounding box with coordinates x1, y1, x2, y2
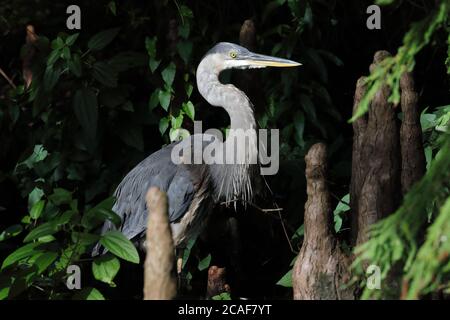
(0, 67, 16, 89)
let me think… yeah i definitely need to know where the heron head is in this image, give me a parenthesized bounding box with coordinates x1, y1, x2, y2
(205, 42, 301, 71)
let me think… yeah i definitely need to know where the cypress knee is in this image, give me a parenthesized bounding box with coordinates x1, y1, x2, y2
(292, 143, 354, 300)
(144, 187, 177, 300)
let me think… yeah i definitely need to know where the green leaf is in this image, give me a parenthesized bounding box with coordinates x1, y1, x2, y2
(159, 117, 169, 135)
(37, 235, 56, 243)
(212, 292, 231, 300)
(333, 194, 350, 233)
(21, 145, 48, 170)
(92, 254, 120, 286)
(68, 53, 82, 77)
(420, 112, 437, 131)
(198, 254, 211, 271)
(145, 36, 157, 57)
(171, 113, 184, 129)
(23, 222, 57, 243)
(334, 194, 350, 214)
(177, 40, 193, 64)
(424, 146, 432, 170)
(100, 231, 140, 264)
(28, 187, 44, 211)
(169, 128, 190, 142)
(291, 224, 304, 242)
(72, 287, 105, 300)
(178, 22, 190, 39)
(185, 83, 193, 98)
(30, 200, 45, 220)
(161, 63, 176, 87)
(34, 252, 58, 274)
(62, 46, 71, 60)
(179, 4, 193, 19)
(149, 59, 161, 73)
(73, 87, 98, 141)
(65, 33, 79, 46)
(0, 277, 12, 300)
(49, 188, 72, 206)
(182, 238, 196, 269)
(71, 232, 100, 246)
(46, 49, 60, 66)
(1, 243, 42, 270)
(149, 89, 160, 110)
(55, 210, 76, 226)
(145, 37, 160, 73)
(182, 101, 195, 120)
(276, 269, 293, 287)
(158, 90, 171, 111)
(43, 65, 60, 91)
(92, 61, 118, 87)
(88, 28, 120, 51)
(21, 216, 31, 225)
(51, 37, 65, 50)
(334, 215, 343, 233)
(8, 266, 37, 298)
(109, 51, 147, 72)
(108, 1, 117, 15)
(0, 225, 23, 242)
(81, 197, 120, 230)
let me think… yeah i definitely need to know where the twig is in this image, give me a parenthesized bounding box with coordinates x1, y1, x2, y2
(261, 175, 298, 254)
(0, 67, 16, 89)
(220, 198, 282, 216)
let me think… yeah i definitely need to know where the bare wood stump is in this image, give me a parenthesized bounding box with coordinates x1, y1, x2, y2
(143, 187, 177, 300)
(350, 77, 368, 245)
(399, 71, 425, 194)
(292, 143, 354, 300)
(354, 51, 401, 246)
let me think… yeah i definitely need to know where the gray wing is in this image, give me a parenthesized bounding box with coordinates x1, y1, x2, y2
(91, 142, 197, 256)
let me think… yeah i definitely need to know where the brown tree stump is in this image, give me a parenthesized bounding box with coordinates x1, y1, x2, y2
(292, 143, 354, 300)
(352, 51, 401, 246)
(399, 71, 426, 194)
(143, 187, 177, 300)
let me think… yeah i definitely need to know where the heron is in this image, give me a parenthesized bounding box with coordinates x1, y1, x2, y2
(92, 42, 300, 258)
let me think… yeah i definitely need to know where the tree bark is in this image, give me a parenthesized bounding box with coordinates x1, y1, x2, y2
(350, 77, 368, 245)
(292, 143, 354, 300)
(354, 51, 401, 246)
(237, 19, 264, 116)
(143, 187, 177, 300)
(399, 71, 425, 194)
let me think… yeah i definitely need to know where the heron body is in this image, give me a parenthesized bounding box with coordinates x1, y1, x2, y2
(92, 42, 300, 255)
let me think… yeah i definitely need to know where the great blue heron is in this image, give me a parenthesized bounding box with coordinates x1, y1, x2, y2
(92, 42, 300, 256)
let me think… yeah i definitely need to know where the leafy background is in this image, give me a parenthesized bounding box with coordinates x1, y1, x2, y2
(0, 0, 448, 299)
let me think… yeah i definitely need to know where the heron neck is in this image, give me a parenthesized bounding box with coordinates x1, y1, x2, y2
(196, 60, 257, 131)
(196, 58, 258, 204)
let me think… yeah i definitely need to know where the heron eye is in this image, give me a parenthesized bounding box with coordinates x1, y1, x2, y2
(229, 51, 237, 58)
